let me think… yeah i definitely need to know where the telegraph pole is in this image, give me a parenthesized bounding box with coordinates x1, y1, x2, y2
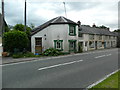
(24, 0, 27, 32)
(63, 2, 67, 18)
(2, 0, 4, 36)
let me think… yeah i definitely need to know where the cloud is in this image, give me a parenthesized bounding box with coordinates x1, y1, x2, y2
(66, 2, 101, 11)
(66, 2, 118, 31)
(3, 0, 119, 31)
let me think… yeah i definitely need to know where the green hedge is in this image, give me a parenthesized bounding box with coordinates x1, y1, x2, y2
(12, 52, 41, 58)
(3, 30, 29, 53)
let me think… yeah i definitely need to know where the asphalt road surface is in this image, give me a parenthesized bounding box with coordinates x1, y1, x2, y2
(2, 48, 119, 88)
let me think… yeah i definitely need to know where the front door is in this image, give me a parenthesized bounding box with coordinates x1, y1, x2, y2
(35, 38, 42, 54)
(78, 42, 83, 52)
(95, 41, 97, 50)
(69, 41, 76, 52)
(104, 42, 106, 49)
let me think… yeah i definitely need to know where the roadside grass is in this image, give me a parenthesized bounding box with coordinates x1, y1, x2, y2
(89, 70, 119, 89)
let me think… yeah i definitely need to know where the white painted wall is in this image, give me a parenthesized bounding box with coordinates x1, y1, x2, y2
(31, 25, 52, 54)
(31, 24, 78, 54)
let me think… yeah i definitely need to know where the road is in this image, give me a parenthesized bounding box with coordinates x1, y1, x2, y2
(2, 48, 119, 88)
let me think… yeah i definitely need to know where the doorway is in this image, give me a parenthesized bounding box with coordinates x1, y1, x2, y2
(78, 42, 83, 52)
(69, 40, 76, 53)
(35, 38, 42, 54)
(95, 41, 97, 50)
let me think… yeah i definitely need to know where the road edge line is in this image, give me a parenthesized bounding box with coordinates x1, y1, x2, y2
(87, 69, 119, 89)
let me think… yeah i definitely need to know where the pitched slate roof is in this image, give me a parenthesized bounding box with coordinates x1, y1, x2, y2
(31, 16, 78, 35)
(80, 25, 117, 36)
(31, 16, 117, 36)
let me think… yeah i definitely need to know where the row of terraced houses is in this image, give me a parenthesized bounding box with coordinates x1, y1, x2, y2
(31, 16, 117, 54)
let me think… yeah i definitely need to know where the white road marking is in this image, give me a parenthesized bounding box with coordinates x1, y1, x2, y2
(87, 69, 119, 89)
(38, 60, 83, 71)
(106, 54, 111, 56)
(95, 54, 112, 59)
(95, 55, 106, 59)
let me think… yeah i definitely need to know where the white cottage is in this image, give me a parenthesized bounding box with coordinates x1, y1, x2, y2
(31, 16, 117, 54)
(31, 16, 79, 54)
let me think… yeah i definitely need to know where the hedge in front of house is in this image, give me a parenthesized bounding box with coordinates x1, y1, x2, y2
(12, 52, 42, 58)
(3, 30, 29, 53)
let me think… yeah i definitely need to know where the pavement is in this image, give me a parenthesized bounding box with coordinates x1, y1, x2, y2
(1, 48, 118, 65)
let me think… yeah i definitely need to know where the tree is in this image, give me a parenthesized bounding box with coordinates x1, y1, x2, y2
(5, 26, 10, 32)
(30, 23, 35, 29)
(3, 30, 29, 53)
(99, 25, 108, 29)
(13, 24, 31, 36)
(114, 29, 120, 32)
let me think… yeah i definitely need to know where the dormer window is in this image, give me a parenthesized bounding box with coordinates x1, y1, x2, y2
(69, 24, 76, 36)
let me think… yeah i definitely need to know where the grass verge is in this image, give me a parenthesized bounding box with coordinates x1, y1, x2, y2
(89, 70, 119, 89)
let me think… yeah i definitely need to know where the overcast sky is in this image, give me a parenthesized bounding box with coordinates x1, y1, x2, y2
(1, 0, 119, 31)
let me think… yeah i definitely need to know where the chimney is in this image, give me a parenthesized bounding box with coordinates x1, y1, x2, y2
(107, 28, 110, 31)
(92, 23, 96, 27)
(77, 21, 81, 27)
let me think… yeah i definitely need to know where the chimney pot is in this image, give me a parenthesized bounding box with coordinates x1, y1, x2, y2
(77, 21, 81, 27)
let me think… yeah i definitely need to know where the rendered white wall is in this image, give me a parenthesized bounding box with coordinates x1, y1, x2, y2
(31, 24, 77, 53)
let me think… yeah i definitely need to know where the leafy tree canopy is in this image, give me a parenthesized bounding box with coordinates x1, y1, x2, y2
(13, 24, 32, 36)
(99, 25, 108, 29)
(30, 23, 35, 29)
(114, 29, 120, 32)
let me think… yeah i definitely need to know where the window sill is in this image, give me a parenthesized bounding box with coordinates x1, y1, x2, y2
(69, 34, 76, 36)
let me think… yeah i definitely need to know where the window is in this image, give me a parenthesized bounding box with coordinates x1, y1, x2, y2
(70, 42, 74, 48)
(56, 42, 61, 49)
(78, 32, 83, 37)
(89, 34, 94, 40)
(99, 41, 102, 47)
(99, 35, 102, 40)
(89, 41, 94, 48)
(69, 24, 76, 36)
(54, 40, 63, 50)
(35, 38, 42, 46)
(68, 40, 77, 52)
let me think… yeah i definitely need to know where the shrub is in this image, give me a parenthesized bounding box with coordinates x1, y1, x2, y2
(12, 52, 40, 58)
(12, 53, 23, 58)
(43, 48, 62, 56)
(3, 30, 29, 53)
(23, 52, 36, 57)
(62, 52, 70, 55)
